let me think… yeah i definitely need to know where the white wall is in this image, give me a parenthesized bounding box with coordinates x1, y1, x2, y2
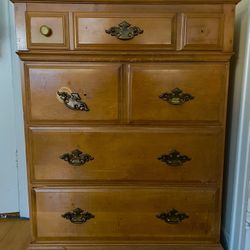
(8, 1, 29, 218)
(246, 197, 250, 250)
(222, 0, 250, 249)
(0, 0, 29, 217)
(0, 0, 19, 213)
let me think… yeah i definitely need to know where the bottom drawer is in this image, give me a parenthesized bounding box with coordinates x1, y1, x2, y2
(33, 187, 220, 243)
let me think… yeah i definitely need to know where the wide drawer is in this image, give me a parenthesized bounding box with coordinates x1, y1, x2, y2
(25, 63, 121, 122)
(30, 127, 223, 183)
(33, 187, 219, 242)
(129, 63, 228, 124)
(74, 13, 176, 50)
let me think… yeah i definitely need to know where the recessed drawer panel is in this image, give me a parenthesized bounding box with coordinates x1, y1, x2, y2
(25, 63, 121, 122)
(182, 14, 224, 50)
(30, 127, 223, 183)
(26, 12, 69, 49)
(74, 13, 176, 50)
(33, 187, 219, 242)
(130, 63, 228, 124)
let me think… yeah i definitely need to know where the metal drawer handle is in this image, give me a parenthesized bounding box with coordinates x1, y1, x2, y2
(157, 208, 189, 224)
(158, 150, 191, 167)
(60, 149, 94, 167)
(40, 25, 53, 37)
(159, 88, 194, 105)
(105, 21, 144, 40)
(57, 91, 89, 111)
(62, 208, 95, 224)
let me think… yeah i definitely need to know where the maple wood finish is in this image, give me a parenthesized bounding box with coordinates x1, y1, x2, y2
(30, 127, 223, 183)
(26, 12, 69, 49)
(74, 13, 176, 50)
(182, 14, 224, 50)
(11, 0, 239, 249)
(130, 63, 228, 124)
(25, 63, 121, 122)
(27, 245, 223, 250)
(33, 187, 219, 242)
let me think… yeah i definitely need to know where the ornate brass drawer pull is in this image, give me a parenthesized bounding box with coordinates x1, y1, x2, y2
(62, 208, 95, 224)
(40, 25, 53, 37)
(158, 150, 191, 167)
(159, 88, 194, 105)
(105, 21, 144, 40)
(157, 208, 189, 224)
(57, 91, 89, 111)
(60, 149, 94, 167)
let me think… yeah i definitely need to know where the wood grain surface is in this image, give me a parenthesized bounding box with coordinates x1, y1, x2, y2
(11, 0, 240, 249)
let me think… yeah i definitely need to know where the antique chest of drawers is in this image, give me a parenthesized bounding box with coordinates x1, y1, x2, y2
(11, 0, 240, 249)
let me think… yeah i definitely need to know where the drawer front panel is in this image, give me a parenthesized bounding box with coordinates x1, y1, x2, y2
(25, 64, 121, 122)
(130, 63, 228, 124)
(30, 128, 223, 183)
(34, 187, 219, 242)
(182, 14, 224, 50)
(26, 12, 69, 49)
(74, 13, 176, 49)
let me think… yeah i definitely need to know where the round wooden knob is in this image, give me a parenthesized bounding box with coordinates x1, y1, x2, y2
(40, 25, 52, 37)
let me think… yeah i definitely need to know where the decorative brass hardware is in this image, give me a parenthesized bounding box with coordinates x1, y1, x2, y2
(40, 25, 53, 37)
(62, 208, 95, 224)
(57, 91, 89, 111)
(105, 21, 144, 40)
(158, 150, 191, 167)
(157, 208, 189, 224)
(60, 149, 94, 167)
(159, 88, 194, 105)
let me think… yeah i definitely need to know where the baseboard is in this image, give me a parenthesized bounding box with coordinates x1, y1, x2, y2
(27, 243, 224, 250)
(0, 212, 20, 219)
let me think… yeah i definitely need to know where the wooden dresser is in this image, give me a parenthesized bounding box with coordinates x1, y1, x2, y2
(11, 0, 239, 249)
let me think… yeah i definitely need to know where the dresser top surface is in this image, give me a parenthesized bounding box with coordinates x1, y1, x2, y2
(10, 0, 241, 4)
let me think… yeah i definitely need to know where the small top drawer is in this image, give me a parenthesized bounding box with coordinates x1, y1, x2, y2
(74, 12, 176, 50)
(26, 12, 69, 49)
(182, 13, 224, 50)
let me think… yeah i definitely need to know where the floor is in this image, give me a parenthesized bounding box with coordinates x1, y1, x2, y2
(0, 218, 30, 250)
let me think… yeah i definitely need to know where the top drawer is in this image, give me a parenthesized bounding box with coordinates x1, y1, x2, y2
(26, 12, 69, 49)
(74, 13, 176, 50)
(182, 13, 224, 50)
(22, 5, 232, 51)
